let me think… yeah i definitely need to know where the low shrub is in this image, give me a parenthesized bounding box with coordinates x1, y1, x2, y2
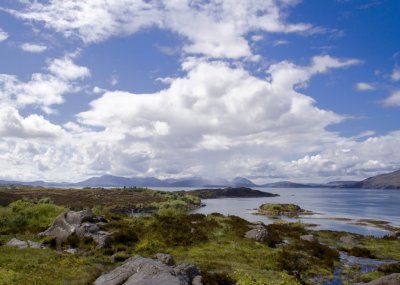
(0, 200, 66, 234)
(111, 227, 139, 246)
(348, 246, 375, 258)
(378, 262, 400, 274)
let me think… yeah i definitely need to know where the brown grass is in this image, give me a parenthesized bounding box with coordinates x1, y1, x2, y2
(0, 187, 164, 209)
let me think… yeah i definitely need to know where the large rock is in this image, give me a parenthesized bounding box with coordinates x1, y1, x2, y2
(39, 210, 111, 248)
(340, 234, 360, 246)
(174, 263, 200, 285)
(300, 234, 318, 243)
(155, 253, 175, 266)
(94, 255, 202, 285)
(244, 225, 268, 242)
(6, 238, 43, 249)
(362, 273, 400, 285)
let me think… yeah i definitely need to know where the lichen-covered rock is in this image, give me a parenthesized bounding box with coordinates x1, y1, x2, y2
(244, 225, 268, 242)
(300, 234, 318, 242)
(39, 210, 111, 248)
(6, 238, 43, 249)
(192, 276, 203, 285)
(64, 248, 77, 254)
(94, 255, 202, 285)
(340, 234, 360, 246)
(174, 263, 200, 285)
(362, 273, 400, 285)
(155, 253, 175, 266)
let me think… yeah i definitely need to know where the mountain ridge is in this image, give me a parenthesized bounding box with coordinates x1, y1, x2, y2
(1, 169, 399, 189)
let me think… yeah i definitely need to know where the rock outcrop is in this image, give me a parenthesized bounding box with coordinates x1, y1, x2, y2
(244, 224, 268, 242)
(6, 238, 43, 249)
(300, 234, 318, 243)
(340, 234, 360, 246)
(39, 210, 111, 248)
(94, 255, 202, 285)
(155, 253, 175, 266)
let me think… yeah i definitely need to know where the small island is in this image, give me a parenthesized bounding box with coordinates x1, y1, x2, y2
(187, 187, 279, 199)
(256, 203, 313, 217)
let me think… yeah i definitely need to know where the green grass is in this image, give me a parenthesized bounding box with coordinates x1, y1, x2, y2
(0, 247, 108, 285)
(362, 237, 400, 260)
(0, 200, 66, 234)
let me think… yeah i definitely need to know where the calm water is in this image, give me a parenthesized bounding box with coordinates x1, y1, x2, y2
(155, 187, 400, 236)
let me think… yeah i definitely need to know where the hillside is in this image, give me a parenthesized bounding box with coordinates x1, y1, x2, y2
(353, 169, 400, 189)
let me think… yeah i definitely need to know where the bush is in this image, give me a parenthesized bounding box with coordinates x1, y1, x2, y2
(111, 227, 139, 246)
(65, 233, 80, 248)
(378, 262, 400, 274)
(348, 246, 375, 258)
(0, 200, 66, 234)
(276, 239, 339, 282)
(201, 271, 235, 285)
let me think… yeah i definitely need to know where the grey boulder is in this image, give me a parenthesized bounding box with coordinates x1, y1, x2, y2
(6, 238, 43, 249)
(39, 210, 111, 248)
(340, 234, 360, 246)
(300, 235, 318, 242)
(155, 253, 175, 266)
(94, 255, 202, 285)
(244, 224, 268, 242)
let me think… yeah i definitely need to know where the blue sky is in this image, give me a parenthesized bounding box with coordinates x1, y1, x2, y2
(0, 0, 399, 183)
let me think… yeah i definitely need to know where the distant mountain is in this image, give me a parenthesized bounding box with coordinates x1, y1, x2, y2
(0, 180, 55, 187)
(3, 171, 398, 189)
(231, 177, 257, 187)
(77, 175, 170, 187)
(76, 175, 258, 188)
(353, 169, 400, 189)
(261, 181, 312, 188)
(325, 181, 359, 187)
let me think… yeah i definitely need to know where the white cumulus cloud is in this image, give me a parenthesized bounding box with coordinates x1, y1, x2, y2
(391, 67, 400, 81)
(0, 55, 90, 113)
(73, 56, 359, 179)
(382, 90, 400, 107)
(355, 82, 375, 91)
(7, 0, 315, 58)
(20, 42, 47, 53)
(0, 28, 8, 42)
(0, 104, 65, 139)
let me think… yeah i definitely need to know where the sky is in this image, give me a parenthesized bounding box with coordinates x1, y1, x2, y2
(0, 0, 399, 183)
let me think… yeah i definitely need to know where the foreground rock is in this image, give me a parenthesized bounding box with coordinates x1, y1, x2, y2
(6, 238, 43, 249)
(39, 210, 111, 248)
(188, 187, 278, 199)
(94, 255, 202, 285)
(359, 273, 400, 285)
(244, 224, 268, 242)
